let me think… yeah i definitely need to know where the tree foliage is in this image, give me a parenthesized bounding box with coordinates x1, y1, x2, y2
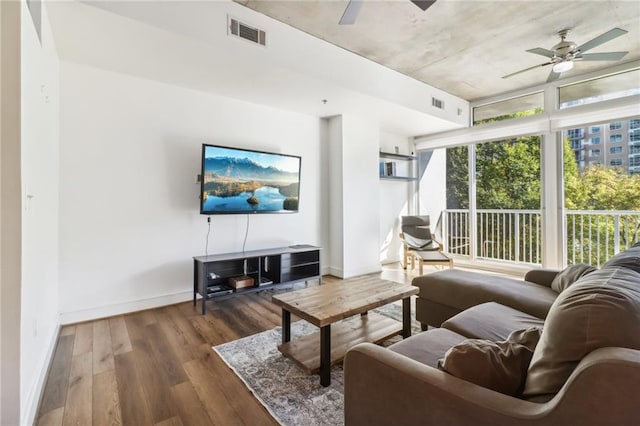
(446, 136, 640, 211)
(446, 137, 541, 209)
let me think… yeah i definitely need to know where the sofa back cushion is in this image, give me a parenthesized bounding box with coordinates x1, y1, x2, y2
(523, 265, 640, 397)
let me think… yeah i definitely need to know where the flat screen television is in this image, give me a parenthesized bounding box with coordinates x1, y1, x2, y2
(200, 144, 301, 214)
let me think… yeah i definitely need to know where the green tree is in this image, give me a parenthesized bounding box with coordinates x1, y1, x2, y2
(445, 146, 469, 209)
(475, 137, 540, 209)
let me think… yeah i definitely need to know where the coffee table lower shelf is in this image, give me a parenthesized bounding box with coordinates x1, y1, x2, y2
(277, 312, 402, 373)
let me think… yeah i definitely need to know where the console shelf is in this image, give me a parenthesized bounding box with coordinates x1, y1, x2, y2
(193, 245, 322, 314)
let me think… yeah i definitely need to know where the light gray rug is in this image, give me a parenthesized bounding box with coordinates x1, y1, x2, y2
(213, 302, 422, 426)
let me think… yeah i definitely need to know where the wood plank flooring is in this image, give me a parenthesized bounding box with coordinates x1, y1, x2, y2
(36, 269, 415, 426)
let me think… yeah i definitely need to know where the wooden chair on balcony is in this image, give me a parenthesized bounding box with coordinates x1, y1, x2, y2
(400, 215, 453, 275)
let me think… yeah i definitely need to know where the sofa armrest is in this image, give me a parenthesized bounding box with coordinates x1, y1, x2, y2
(524, 268, 560, 288)
(344, 343, 640, 426)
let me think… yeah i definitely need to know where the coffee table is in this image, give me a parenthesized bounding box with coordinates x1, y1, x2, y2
(271, 277, 419, 386)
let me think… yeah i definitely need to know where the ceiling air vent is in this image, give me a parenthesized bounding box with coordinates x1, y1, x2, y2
(229, 17, 266, 47)
(432, 97, 445, 110)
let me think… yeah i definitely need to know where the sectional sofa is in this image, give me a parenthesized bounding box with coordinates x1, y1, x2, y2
(344, 244, 640, 425)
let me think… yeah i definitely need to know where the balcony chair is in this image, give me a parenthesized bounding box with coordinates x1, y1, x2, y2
(400, 215, 452, 274)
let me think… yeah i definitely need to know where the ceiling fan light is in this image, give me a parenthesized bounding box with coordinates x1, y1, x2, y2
(552, 61, 574, 73)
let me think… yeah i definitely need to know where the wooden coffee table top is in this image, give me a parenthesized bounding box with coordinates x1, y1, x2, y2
(272, 276, 419, 327)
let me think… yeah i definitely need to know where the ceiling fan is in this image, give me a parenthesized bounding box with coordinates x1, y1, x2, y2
(339, 0, 436, 25)
(503, 28, 629, 82)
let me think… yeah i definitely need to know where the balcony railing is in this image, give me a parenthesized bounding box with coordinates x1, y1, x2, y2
(565, 210, 640, 267)
(443, 209, 542, 265)
(443, 209, 640, 267)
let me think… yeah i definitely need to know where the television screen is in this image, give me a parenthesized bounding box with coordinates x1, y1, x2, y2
(200, 144, 301, 214)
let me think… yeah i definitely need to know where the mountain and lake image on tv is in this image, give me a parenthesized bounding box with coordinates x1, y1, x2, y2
(200, 144, 301, 214)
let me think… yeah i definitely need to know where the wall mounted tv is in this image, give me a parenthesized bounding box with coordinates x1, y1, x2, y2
(200, 144, 301, 215)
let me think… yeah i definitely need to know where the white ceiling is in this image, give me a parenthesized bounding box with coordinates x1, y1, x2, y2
(47, 1, 639, 137)
(236, 0, 640, 101)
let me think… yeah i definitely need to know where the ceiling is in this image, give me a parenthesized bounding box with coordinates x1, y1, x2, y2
(235, 0, 640, 101)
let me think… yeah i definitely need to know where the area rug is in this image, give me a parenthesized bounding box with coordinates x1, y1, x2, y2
(213, 302, 422, 426)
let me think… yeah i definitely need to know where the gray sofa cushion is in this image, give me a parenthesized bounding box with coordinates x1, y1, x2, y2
(388, 328, 467, 368)
(524, 266, 640, 397)
(442, 302, 544, 341)
(602, 244, 640, 273)
(413, 269, 557, 319)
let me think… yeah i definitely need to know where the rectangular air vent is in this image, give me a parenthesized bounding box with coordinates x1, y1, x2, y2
(229, 17, 266, 46)
(432, 97, 445, 110)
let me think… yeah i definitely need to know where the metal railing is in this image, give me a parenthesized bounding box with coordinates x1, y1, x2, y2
(443, 209, 640, 267)
(565, 210, 640, 267)
(443, 209, 542, 265)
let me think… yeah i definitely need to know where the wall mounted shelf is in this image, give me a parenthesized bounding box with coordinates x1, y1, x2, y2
(379, 151, 417, 181)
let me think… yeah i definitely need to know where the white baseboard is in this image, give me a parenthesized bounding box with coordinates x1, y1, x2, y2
(59, 290, 194, 325)
(325, 266, 344, 278)
(22, 322, 61, 426)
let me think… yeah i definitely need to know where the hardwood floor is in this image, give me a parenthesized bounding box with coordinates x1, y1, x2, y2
(36, 269, 416, 426)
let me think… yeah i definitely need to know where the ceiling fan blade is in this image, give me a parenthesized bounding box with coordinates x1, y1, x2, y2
(547, 70, 561, 83)
(502, 62, 551, 79)
(576, 28, 628, 53)
(526, 48, 556, 58)
(411, 0, 437, 11)
(576, 51, 629, 61)
(339, 0, 364, 25)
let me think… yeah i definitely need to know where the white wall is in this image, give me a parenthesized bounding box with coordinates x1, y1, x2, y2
(1, 2, 22, 425)
(379, 133, 413, 264)
(417, 148, 448, 239)
(326, 116, 344, 276)
(325, 115, 382, 278)
(58, 62, 325, 322)
(20, 2, 61, 423)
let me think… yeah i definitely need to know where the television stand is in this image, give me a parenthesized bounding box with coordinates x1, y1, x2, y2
(193, 245, 321, 314)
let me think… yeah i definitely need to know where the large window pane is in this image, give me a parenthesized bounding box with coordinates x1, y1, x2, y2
(445, 146, 469, 256)
(475, 137, 541, 264)
(563, 118, 640, 266)
(437, 137, 542, 264)
(473, 92, 544, 125)
(559, 68, 640, 109)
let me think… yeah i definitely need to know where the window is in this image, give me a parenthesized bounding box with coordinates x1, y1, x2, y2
(591, 137, 601, 144)
(591, 126, 601, 133)
(629, 119, 640, 130)
(570, 140, 583, 150)
(610, 122, 623, 131)
(473, 92, 544, 125)
(568, 129, 584, 139)
(629, 157, 640, 167)
(591, 161, 601, 166)
(610, 159, 623, 166)
(610, 134, 623, 143)
(591, 149, 601, 156)
(630, 131, 640, 143)
(559, 68, 640, 109)
(631, 146, 640, 155)
(610, 146, 623, 154)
